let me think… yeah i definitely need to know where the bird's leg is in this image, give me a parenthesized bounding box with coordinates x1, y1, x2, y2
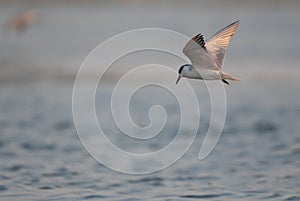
(222, 79, 229, 85)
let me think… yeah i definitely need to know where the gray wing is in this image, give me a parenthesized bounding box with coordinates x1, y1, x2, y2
(183, 33, 219, 71)
(205, 21, 240, 69)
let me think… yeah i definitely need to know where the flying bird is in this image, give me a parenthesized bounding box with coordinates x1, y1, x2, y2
(176, 21, 240, 85)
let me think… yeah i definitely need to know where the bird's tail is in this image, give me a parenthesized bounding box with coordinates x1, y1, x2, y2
(221, 72, 241, 81)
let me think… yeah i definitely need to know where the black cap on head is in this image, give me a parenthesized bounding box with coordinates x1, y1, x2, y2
(178, 65, 184, 74)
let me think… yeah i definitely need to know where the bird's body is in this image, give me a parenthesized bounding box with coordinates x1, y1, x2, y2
(176, 21, 240, 85)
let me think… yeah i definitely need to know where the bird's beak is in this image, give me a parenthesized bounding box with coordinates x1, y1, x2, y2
(176, 74, 182, 85)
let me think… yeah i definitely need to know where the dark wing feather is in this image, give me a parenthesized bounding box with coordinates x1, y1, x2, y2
(191, 34, 207, 51)
(183, 33, 219, 70)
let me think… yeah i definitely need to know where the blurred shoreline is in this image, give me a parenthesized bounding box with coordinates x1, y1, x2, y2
(0, 0, 300, 85)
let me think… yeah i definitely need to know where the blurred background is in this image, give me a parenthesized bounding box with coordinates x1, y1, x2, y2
(0, 0, 300, 200)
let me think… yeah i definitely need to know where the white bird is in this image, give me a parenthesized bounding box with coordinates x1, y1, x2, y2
(176, 21, 240, 85)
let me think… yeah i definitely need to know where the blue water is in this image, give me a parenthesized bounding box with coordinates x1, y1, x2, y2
(0, 1, 300, 200)
(0, 82, 299, 200)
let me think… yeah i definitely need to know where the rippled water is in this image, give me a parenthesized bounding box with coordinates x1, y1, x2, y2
(0, 82, 299, 200)
(1, 0, 300, 200)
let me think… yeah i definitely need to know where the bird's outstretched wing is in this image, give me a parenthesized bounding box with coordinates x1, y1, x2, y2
(205, 21, 240, 69)
(183, 33, 219, 70)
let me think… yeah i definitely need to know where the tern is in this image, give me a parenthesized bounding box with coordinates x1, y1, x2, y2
(176, 21, 240, 85)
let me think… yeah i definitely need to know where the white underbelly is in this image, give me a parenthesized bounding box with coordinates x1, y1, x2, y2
(197, 70, 221, 80)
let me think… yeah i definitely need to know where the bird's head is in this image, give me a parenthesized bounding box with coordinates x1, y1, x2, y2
(176, 64, 192, 84)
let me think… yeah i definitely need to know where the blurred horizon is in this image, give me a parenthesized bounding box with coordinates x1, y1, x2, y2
(0, 0, 300, 85)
